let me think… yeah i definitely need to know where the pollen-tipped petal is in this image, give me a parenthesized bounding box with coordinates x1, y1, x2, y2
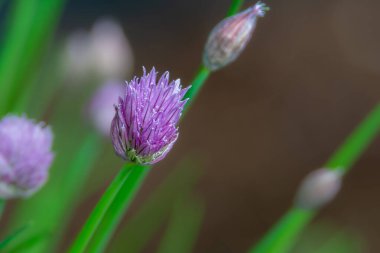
(111, 67, 189, 165)
(0, 115, 54, 199)
(203, 1, 268, 71)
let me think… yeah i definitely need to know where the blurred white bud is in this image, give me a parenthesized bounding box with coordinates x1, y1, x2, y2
(295, 168, 343, 210)
(88, 81, 123, 136)
(90, 18, 133, 79)
(203, 2, 268, 71)
(62, 30, 93, 84)
(62, 18, 134, 85)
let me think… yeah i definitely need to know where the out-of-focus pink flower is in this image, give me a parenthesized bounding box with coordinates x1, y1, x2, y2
(62, 18, 134, 84)
(0, 115, 54, 199)
(89, 81, 124, 136)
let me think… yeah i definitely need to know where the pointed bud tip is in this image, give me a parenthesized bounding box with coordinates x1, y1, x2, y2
(203, 2, 269, 71)
(253, 2, 270, 17)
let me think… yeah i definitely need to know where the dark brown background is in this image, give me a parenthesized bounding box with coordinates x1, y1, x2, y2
(61, 0, 380, 252)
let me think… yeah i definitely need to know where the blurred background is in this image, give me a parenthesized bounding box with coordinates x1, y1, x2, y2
(1, 0, 380, 252)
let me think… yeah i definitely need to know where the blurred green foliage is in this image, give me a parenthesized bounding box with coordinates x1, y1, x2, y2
(292, 222, 365, 253)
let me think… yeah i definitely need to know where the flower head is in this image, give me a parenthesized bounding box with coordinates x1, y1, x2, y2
(111, 67, 190, 165)
(203, 1, 268, 71)
(89, 81, 124, 136)
(0, 115, 54, 199)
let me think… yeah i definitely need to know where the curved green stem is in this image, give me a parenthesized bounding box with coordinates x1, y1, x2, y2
(249, 208, 315, 253)
(325, 103, 380, 172)
(68, 164, 135, 253)
(184, 65, 211, 112)
(184, 0, 246, 111)
(249, 103, 380, 253)
(85, 165, 149, 253)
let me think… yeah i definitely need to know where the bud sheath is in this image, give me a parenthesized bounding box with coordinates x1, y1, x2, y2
(203, 2, 268, 71)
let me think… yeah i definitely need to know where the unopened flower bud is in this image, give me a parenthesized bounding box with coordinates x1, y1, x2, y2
(90, 18, 134, 79)
(295, 169, 342, 210)
(0, 115, 54, 199)
(89, 81, 123, 136)
(203, 2, 268, 71)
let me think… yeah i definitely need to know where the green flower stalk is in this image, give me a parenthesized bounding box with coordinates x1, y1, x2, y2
(250, 103, 380, 253)
(68, 164, 139, 253)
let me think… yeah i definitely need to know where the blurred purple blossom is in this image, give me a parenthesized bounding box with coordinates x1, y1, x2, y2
(111, 67, 189, 165)
(89, 81, 124, 136)
(62, 18, 134, 84)
(0, 115, 54, 199)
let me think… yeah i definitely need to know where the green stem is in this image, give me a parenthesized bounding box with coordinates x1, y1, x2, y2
(106, 159, 200, 253)
(85, 166, 149, 253)
(325, 103, 380, 172)
(249, 103, 380, 253)
(249, 208, 315, 253)
(226, 0, 245, 16)
(184, 64, 211, 112)
(68, 164, 136, 253)
(184, 0, 245, 110)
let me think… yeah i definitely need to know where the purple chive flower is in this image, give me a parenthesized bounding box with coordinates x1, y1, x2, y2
(203, 1, 268, 71)
(89, 81, 124, 136)
(0, 115, 54, 199)
(111, 67, 190, 165)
